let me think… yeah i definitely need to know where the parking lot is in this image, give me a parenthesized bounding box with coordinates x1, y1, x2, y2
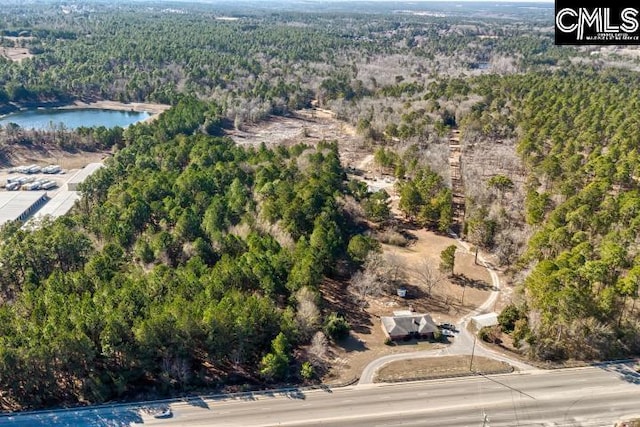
(0, 164, 81, 196)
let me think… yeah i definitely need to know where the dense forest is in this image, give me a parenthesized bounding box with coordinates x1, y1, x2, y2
(485, 69, 640, 360)
(0, 1, 572, 126)
(0, 99, 359, 409)
(447, 68, 640, 360)
(1, 0, 640, 411)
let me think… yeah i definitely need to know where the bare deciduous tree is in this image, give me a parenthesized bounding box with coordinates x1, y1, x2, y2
(383, 251, 406, 285)
(296, 287, 321, 341)
(162, 356, 191, 388)
(308, 331, 329, 367)
(350, 269, 381, 308)
(413, 258, 444, 296)
(350, 252, 401, 307)
(494, 227, 527, 266)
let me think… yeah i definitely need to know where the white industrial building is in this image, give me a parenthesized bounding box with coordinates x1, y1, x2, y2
(30, 191, 81, 222)
(0, 192, 49, 226)
(66, 162, 104, 191)
(0, 162, 103, 228)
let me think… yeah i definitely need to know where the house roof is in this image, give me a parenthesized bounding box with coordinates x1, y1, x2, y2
(381, 313, 438, 337)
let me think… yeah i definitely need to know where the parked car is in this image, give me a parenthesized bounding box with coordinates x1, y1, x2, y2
(441, 329, 455, 337)
(154, 408, 172, 419)
(439, 323, 457, 331)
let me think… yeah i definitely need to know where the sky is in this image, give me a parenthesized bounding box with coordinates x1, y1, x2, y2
(164, 0, 555, 2)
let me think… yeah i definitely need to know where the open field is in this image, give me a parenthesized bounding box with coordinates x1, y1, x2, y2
(0, 47, 33, 62)
(0, 145, 108, 169)
(375, 355, 513, 382)
(227, 110, 369, 168)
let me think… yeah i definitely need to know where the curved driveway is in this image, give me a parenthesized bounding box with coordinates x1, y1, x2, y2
(358, 236, 537, 385)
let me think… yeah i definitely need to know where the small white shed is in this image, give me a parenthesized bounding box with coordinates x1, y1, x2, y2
(471, 312, 499, 329)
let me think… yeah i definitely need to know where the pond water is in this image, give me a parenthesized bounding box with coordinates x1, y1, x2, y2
(0, 108, 152, 130)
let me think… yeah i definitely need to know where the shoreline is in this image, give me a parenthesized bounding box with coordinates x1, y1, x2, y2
(1, 100, 172, 118)
(61, 100, 171, 115)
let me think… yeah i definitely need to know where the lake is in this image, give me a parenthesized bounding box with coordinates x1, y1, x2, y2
(0, 108, 152, 130)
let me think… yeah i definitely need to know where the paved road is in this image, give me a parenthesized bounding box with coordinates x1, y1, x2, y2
(359, 236, 536, 384)
(3, 364, 638, 426)
(136, 365, 640, 427)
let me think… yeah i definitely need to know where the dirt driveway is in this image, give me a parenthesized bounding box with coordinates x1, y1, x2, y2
(323, 227, 498, 385)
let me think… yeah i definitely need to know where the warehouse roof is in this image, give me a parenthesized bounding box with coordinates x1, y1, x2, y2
(67, 163, 104, 187)
(0, 191, 48, 225)
(31, 191, 80, 221)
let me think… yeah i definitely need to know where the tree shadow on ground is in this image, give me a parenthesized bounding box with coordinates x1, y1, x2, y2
(335, 333, 368, 353)
(184, 395, 210, 409)
(451, 273, 496, 292)
(0, 405, 146, 426)
(0, 147, 11, 167)
(392, 284, 460, 314)
(393, 283, 426, 301)
(320, 277, 373, 334)
(391, 336, 450, 346)
(595, 361, 640, 385)
(281, 388, 306, 400)
(237, 392, 257, 401)
(317, 384, 333, 393)
(233, 387, 307, 403)
(388, 218, 422, 238)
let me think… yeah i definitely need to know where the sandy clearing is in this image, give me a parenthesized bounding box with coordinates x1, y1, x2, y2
(0, 47, 33, 62)
(62, 100, 171, 115)
(357, 154, 373, 170)
(227, 111, 367, 169)
(0, 147, 108, 170)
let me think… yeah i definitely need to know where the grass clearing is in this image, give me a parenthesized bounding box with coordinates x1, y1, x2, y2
(375, 355, 513, 383)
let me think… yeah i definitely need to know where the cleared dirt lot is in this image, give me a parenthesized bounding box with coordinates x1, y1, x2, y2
(0, 146, 107, 169)
(0, 47, 33, 62)
(227, 109, 369, 168)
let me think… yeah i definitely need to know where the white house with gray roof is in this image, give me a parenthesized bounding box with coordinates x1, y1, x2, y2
(381, 313, 438, 341)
